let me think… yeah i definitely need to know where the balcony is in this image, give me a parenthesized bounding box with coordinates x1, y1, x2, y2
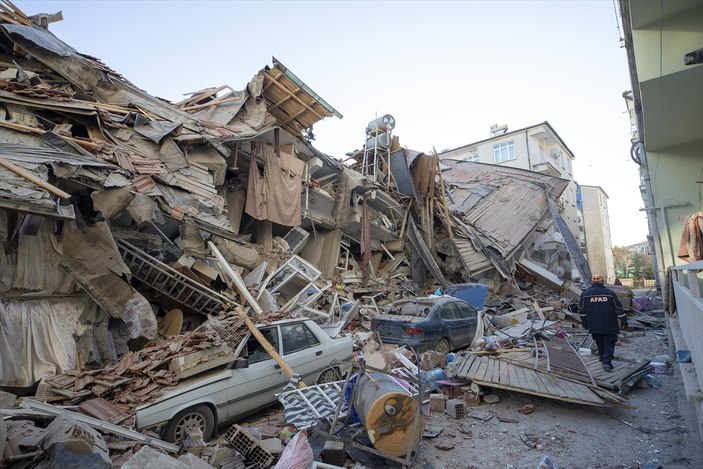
(670, 261, 703, 441)
(531, 161, 561, 178)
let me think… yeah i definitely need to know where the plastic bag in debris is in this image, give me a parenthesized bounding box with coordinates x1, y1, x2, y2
(274, 428, 313, 469)
(537, 454, 556, 469)
(644, 374, 662, 388)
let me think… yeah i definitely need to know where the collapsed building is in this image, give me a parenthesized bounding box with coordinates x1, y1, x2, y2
(0, 5, 578, 390)
(0, 4, 667, 468)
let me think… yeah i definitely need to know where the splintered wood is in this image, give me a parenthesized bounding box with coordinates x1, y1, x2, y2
(38, 330, 235, 425)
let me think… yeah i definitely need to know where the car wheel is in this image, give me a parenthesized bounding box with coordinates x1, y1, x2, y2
(317, 367, 341, 384)
(162, 404, 215, 443)
(435, 338, 450, 354)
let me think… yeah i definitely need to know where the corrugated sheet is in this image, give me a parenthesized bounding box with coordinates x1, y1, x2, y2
(465, 183, 547, 256)
(443, 160, 568, 258)
(452, 238, 493, 277)
(442, 160, 568, 199)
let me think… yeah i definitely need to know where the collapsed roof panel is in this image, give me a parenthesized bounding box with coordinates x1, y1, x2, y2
(441, 160, 569, 279)
(262, 57, 342, 138)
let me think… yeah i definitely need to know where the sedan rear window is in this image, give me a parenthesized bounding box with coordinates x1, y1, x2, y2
(438, 302, 460, 320)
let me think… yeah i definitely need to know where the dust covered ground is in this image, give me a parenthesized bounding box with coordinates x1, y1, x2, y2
(414, 328, 702, 469)
(238, 325, 702, 469)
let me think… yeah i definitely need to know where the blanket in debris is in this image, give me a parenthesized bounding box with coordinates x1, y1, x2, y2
(245, 141, 303, 227)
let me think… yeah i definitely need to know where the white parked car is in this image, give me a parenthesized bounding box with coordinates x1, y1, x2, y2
(135, 318, 352, 442)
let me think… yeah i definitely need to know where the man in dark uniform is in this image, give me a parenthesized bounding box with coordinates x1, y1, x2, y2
(578, 275, 627, 372)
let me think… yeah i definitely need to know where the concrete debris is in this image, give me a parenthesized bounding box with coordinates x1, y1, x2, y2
(0, 3, 657, 469)
(178, 452, 216, 469)
(121, 445, 190, 469)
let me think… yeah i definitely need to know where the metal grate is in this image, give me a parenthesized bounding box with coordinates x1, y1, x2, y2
(199, 315, 246, 350)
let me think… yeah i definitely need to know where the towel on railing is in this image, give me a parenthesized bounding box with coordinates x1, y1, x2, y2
(677, 211, 703, 262)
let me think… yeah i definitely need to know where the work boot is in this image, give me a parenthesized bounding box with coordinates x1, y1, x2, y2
(602, 363, 613, 372)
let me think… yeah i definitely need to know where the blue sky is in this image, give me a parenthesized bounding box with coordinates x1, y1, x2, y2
(17, 0, 647, 245)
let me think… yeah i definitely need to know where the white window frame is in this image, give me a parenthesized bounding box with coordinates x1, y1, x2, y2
(493, 141, 515, 163)
(463, 153, 480, 162)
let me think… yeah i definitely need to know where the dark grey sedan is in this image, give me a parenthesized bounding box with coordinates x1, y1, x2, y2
(370, 296, 480, 354)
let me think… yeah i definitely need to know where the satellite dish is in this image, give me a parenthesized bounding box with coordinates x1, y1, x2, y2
(555, 266, 565, 278)
(550, 148, 562, 159)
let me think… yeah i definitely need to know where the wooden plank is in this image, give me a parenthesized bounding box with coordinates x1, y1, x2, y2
(495, 359, 507, 386)
(0, 158, 70, 198)
(507, 359, 520, 388)
(465, 355, 482, 377)
(174, 353, 235, 380)
(515, 362, 538, 394)
(485, 357, 497, 382)
(470, 375, 608, 407)
(474, 357, 489, 382)
(529, 368, 556, 395)
(540, 374, 572, 399)
(557, 377, 602, 404)
(489, 358, 500, 384)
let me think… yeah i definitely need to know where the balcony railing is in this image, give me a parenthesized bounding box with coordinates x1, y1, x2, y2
(670, 261, 703, 440)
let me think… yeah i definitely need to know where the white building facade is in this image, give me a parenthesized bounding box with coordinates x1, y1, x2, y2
(440, 122, 582, 248)
(580, 185, 616, 282)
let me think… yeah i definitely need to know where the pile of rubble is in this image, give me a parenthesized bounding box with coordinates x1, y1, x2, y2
(0, 2, 665, 468)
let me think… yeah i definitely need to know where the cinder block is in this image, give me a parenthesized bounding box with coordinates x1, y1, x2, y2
(429, 393, 447, 412)
(446, 398, 466, 418)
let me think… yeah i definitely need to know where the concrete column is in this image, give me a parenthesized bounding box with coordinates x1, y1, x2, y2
(226, 189, 247, 235)
(256, 220, 273, 250)
(300, 229, 341, 279)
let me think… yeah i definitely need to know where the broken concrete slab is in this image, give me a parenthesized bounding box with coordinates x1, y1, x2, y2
(0, 390, 16, 408)
(121, 446, 190, 469)
(41, 412, 110, 463)
(177, 452, 215, 469)
(90, 187, 134, 220)
(214, 238, 261, 269)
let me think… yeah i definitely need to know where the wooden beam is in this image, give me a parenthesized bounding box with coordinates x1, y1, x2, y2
(435, 154, 454, 239)
(0, 158, 71, 199)
(264, 70, 326, 120)
(208, 240, 263, 316)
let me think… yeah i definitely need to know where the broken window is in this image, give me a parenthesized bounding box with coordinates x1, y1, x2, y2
(245, 327, 279, 364)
